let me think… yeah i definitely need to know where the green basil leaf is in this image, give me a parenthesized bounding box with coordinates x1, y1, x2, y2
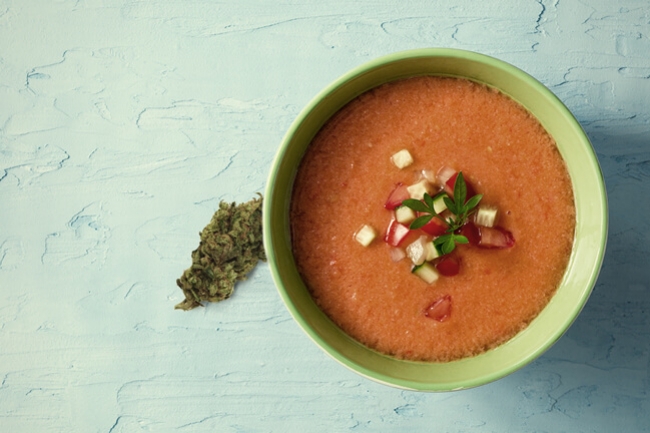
(443, 196, 456, 214)
(454, 171, 467, 206)
(410, 214, 434, 229)
(465, 194, 483, 211)
(443, 236, 456, 254)
(433, 234, 450, 247)
(423, 193, 435, 211)
(401, 198, 430, 213)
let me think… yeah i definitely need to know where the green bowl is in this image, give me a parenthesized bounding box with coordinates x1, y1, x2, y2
(263, 48, 608, 391)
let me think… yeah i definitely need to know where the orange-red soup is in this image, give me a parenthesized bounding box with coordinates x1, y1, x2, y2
(290, 76, 575, 362)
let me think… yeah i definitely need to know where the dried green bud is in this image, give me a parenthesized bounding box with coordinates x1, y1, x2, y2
(175, 194, 266, 310)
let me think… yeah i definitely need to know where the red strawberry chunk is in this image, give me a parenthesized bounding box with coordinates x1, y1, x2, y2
(478, 226, 515, 249)
(458, 222, 480, 246)
(424, 295, 452, 322)
(436, 257, 460, 276)
(384, 183, 410, 210)
(420, 216, 448, 236)
(384, 219, 410, 247)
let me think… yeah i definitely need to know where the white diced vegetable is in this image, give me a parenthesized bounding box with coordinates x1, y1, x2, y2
(388, 247, 406, 262)
(407, 179, 434, 200)
(354, 225, 377, 247)
(475, 205, 498, 227)
(395, 206, 416, 224)
(406, 235, 429, 265)
(420, 169, 437, 183)
(412, 262, 440, 284)
(390, 149, 414, 169)
(437, 166, 456, 185)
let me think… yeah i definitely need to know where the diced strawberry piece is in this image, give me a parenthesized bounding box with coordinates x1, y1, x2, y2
(458, 222, 480, 246)
(420, 216, 448, 236)
(436, 257, 460, 276)
(478, 226, 515, 249)
(384, 219, 410, 247)
(424, 295, 452, 322)
(384, 183, 410, 210)
(444, 172, 476, 198)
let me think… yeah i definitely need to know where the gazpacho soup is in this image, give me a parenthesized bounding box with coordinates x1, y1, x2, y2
(290, 76, 575, 362)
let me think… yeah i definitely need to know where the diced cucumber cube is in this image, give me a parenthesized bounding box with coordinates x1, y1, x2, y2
(412, 262, 440, 284)
(432, 193, 448, 214)
(354, 225, 377, 247)
(395, 206, 416, 224)
(390, 149, 414, 169)
(407, 179, 434, 200)
(475, 206, 498, 227)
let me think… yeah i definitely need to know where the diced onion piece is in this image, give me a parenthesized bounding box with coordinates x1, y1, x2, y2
(437, 166, 456, 185)
(406, 179, 434, 200)
(388, 247, 406, 262)
(406, 235, 429, 265)
(424, 241, 440, 261)
(475, 205, 498, 227)
(420, 169, 437, 183)
(412, 262, 440, 284)
(395, 206, 416, 224)
(390, 149, 414, 169)
(354, 224, 377, 247)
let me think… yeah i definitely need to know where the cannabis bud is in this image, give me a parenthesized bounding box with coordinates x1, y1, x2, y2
(175, 194, 266, 310)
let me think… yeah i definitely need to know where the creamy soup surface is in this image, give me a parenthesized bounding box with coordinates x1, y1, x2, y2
(290, 76, 575, 362)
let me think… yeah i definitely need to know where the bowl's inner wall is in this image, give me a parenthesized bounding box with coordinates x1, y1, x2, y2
(265, 49, 607, 391)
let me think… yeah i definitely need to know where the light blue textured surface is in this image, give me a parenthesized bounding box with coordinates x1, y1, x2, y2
(0, 1, 648, 432)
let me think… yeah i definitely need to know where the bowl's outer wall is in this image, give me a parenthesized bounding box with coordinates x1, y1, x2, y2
(264, 49, 608, 391)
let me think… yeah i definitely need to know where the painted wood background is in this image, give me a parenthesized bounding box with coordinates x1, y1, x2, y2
(1, 1, 649, 431)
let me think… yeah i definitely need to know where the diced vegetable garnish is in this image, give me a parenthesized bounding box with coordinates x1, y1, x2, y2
(424, 241, 440, 261)
(420, 169, 436, 183)
(406, 235, 430, 265)
(424, 295, 452, 321)
(458, 222, 480, 246)
(478, 226, 515, 249)
(436, 256, 460, 276)
(431, 193, 448, 214)
(390, 149, 414, 169)
(384, 219, 410, 247)
(407, 179, 434, 200)
(395, 206, 416, 224)
(445, 172, 476, 198)
(437, 166, 456, 186)
(475, 205, 498, 227)
(354, 224, 377, 247)
(369, 159, 515, 287)
(420, 216, 448, 236)
(388, 247, 406, 262)
(412, 262, 440, 284)
(384, 183, 410, 210)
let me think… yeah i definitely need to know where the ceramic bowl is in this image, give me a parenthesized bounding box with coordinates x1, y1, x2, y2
(263, 48, 607, 391)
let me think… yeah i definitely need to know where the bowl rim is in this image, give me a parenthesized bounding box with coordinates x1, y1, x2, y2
(264, 48, 608, 391)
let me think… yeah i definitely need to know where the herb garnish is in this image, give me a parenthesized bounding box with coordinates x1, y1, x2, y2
(401, 172, 482, 255)
(175, 195, 266, 311)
